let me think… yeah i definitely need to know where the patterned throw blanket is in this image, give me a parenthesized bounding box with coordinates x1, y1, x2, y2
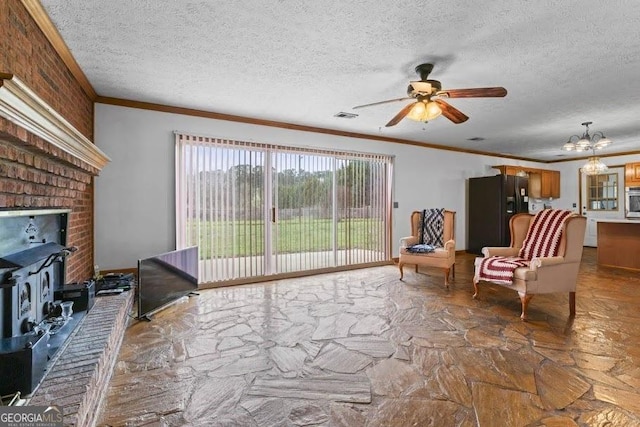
(476, 256, 530, 284)
(477, 209, 574, 285)
(518, 209, 574, 259)
(406, 209, 444, 253)
(419, 208, 444, 246)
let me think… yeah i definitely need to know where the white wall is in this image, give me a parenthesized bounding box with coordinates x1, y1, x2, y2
(95, 103, 638, 269)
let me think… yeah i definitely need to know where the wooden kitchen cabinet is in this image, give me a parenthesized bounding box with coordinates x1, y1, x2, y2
(539, 170, 560, 198)
(492, 165, 521, 176)
(504, 166, 521, 176)
(529, 171, 560, 199)
(625, 162, 640, 187)
(493, 166, 560, 198)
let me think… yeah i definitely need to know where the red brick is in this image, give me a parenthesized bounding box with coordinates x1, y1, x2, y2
(0, 0, 96, 282)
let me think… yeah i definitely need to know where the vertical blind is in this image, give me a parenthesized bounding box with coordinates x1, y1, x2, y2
(176, 132, 393, 284)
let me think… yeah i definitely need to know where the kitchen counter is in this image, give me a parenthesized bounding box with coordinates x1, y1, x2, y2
(597, 220, 640, 270)
(596, 218, 640, 223)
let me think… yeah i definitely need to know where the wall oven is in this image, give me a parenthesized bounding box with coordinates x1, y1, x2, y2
(625, 187, 640, 218)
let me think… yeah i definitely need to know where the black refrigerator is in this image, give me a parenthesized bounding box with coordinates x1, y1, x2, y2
(467, 174, 529, 255)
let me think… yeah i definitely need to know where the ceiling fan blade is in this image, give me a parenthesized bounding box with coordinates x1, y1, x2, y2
(435, 99, 469, 124)
(437, 87, 507, 98)
(353, 97, 412, 109)
(385, 102, 415, 127)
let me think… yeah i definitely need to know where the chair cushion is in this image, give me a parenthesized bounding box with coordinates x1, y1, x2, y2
(400, 247, 449, 258)
(513, 266, 537, 281)
(405, 244, 435, 253)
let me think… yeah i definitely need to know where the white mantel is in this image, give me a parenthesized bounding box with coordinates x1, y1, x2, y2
(0, 73, 110, 172)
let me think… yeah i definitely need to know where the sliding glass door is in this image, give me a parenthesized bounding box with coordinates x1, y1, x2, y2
(271, 152, 334, 273)
(176, 133, 392, 284)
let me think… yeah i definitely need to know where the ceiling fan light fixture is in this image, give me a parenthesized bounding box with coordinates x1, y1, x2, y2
(407, 100, 442, 122)
(562, 141, 575, 151)
(424, 101, 442, 121)
(407, 101, 426, 121)
(356, 63, 507, 127)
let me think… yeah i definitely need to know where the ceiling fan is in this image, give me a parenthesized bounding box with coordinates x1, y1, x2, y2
(353, 63, 507, 127)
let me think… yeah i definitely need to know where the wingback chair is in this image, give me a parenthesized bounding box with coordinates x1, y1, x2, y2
(472, 212, 586, 320)
(399, 210, 456, 287)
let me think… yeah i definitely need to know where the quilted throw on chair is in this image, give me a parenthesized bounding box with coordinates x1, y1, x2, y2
(477, 209, 574, 285)
(419, 208, 444, 247)
(518, 209, 574, 259)
(476, 256, 530, 284)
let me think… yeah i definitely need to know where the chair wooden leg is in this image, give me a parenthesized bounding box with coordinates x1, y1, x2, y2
(399, 262, 405, 280)
(414, 265, 418, 273)
(452, 263, 455, 278)
(519, 293, 534, 321)
(569, 292, 576, 317)
(444, 268, 450, 288)
(472, 277, 479, 299)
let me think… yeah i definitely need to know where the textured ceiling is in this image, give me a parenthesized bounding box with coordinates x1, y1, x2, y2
(40, 0, 640, 161)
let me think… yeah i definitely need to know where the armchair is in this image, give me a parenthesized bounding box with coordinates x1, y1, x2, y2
(399, 210, 456, 287)
(472, 211, 586, 320)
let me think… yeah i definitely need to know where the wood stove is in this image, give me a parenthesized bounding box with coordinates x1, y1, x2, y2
(0, 209, 74, 397)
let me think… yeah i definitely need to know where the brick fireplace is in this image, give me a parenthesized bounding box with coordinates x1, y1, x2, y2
(1, 0, 100, 283)
(0, 2, 128, 424)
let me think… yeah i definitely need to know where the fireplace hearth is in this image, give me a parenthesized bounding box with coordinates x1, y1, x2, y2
(0, 208, 80, 397)
(0, 211, 133, 425)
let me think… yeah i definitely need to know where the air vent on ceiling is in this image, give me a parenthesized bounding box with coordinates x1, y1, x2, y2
(467, 137, 485, 141)
(334, 112, 359, 119)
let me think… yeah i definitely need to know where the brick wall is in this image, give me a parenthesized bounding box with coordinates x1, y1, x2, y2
(0, 0, 97, 282)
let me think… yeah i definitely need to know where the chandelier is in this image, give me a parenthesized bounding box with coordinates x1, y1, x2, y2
(561, 121, 612, 175)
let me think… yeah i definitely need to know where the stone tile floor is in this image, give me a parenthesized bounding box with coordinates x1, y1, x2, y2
(98, 249, 640, 426)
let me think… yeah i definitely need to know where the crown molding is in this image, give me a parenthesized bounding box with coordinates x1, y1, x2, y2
(0, 73, 110, 171)
(96, 95, 547, 163)
(21, 0, 97, 100)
